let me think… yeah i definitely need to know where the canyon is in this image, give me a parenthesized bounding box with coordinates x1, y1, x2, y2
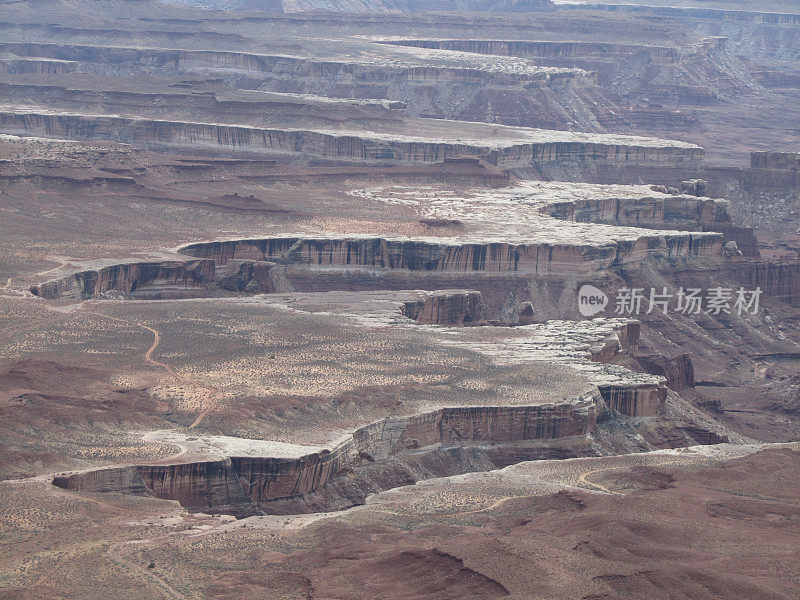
(0, 1, 798, 599)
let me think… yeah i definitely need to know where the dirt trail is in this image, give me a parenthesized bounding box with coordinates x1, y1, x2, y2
(106, 539, 192, 600)
(90, 311, 220, 428)
(577, 467, 622, 494)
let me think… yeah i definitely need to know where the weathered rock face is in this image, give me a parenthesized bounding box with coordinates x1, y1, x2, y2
(401, 290, 486, 325)
(632, 353, 695, 391)
(53, 396, 596, 512)
(0, 80, 399, 128)
(0, 110, 703, 169)
(232, 451, 345, 502)
(732, 260, 800, 305)
(751, 151, 800, 171)
(0, 57, 77, 75)
(30, 259, 215, 299)
(381, 36, 748, 105)
(180, 234, 721, 277)
(136, 460, 252, 509)
(598, 383, 666, 417)
(543, 193, 760, 257)
(52, 466, 151, 496)
(0, 41, 615, 131)
(217, 259, 278, 293)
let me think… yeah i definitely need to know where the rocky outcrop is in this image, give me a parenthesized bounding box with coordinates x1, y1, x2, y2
(52, 466, 151, 496)
(180, 234, 722, 277)
(0, 110, 703, 168)
(136, 460, 252, 509)
(400, 290, 486, 325)
(731, 260, 800, 305)
(0, 57, 77, 75)
(751, 151, 800, 171)
(598, 383, 666, 417)
(31, 259, 214, 300)
(379, 36, 747, 105)
(632, 353, 695, 391)
(217, 259, 278, 293)
(53, 395, 595, 512)
(543, 193, 759, 257)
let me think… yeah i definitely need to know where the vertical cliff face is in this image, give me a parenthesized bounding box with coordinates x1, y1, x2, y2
(0, 57, 77, 75)
(30, 259, 215, 299)
(52, 466, 151, 495)
(598, 384, 667, 417)
(52, 396, 597, 512)
(217, 259, 278, 293)
(732, 260, 800, 305)
(632, 353, 695, 391)
(751, 151, 800, 171)
(136, 460, 252, 509)
(231, 450, 346, 502)
(543, 194, 760, 257)
(400, 291, 486, 325)
(0, 109, 702, 170)
(180, 234, 721, 277)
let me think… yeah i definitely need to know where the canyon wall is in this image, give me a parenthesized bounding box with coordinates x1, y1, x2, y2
(400, 290, 486, 325)
(0, 110, 703, 168)
(542, 193, 759, 257)
(598, 383, 667, 417)
(751, 151, 800, 171)
(180, 235, 722, 277)
(53, 395, 597, 512)
(732, 260, 800, 305)
(30, 259, 215, 300)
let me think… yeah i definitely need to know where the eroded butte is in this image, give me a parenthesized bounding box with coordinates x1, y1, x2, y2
(1, 1, 799, 599)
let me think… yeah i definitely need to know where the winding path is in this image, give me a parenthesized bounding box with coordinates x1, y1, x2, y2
(577, 467, 622, 495)
(90, 311, 220, 428)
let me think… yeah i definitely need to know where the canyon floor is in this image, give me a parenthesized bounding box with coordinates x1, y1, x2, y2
(1, 1, 799, 599)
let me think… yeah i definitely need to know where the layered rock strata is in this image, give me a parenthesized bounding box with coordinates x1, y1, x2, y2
(400, 290, 486, 325)
(53, 395, 596, 512)
(180, 233, 722, 277)
(52, 317, 659, 513)
(0, 109, 703, 168)
(30, 259, 214, 300)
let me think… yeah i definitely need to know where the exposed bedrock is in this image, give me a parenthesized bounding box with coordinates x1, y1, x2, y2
(0, 43, 591, 89)
(542, 193, 759, 257)
(30, 259, 215, 300)
(598, 384, 667, 418)
(0, 110, 703, 169)
(732, 260, 800, 305)
(0, 42, 617, 130)
(400, 290, 486, 325)
(0, 80, 400, 126)
(562, 3, 800, 26)
(700, 160, 800, 235)
(751, 151, 800, 171)
(52, 466, 151, 496)
(216, 259, 279, 293)
(381, 39, 684, 63)
(53, 396, 597, 513)
(0, 57, 77, 75)
(630, 352, 695, 391)
(378, 36, 748, 104)
(180, 234, 722, 275)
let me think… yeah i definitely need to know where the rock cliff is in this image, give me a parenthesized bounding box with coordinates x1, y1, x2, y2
(0, 109, 703, 168)
(54, 395, 596, 512)
(30, 259, 215, 299)
(400, 290, 486, 324)
(180, 233, 722, 277)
